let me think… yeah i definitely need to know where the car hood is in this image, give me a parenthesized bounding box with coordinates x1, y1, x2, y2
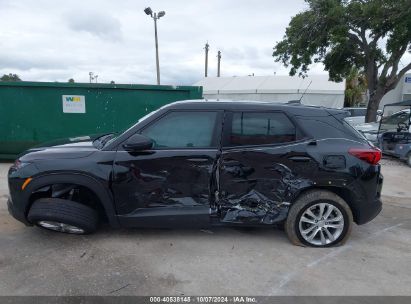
(19, 134, 104, 161)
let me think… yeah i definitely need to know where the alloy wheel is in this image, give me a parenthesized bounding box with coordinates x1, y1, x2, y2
(298, 202, 345, 246)
(37, 220, 85, 234)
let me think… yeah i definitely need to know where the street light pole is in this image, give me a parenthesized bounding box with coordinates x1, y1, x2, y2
(217, 51, 221, 77)
(153, 14, 160, 85)
(204, 42, 209, 78)
(144, 7, 165, 85)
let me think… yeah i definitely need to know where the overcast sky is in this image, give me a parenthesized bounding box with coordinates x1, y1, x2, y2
(0, 0, 409, 86)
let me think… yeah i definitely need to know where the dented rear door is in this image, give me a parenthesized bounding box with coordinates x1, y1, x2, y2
(217, 111, 315, 225)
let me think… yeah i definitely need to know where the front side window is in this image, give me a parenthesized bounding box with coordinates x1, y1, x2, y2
(229, 112, 296, 146)
(141, 111, 218, 148)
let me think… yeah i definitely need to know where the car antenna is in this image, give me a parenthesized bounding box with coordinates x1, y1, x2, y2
(299, 80, 312, 102)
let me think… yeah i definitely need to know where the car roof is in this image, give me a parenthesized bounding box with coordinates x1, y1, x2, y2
(162, 99, 345, 116)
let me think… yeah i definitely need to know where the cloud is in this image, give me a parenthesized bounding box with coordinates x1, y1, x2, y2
(3, 0, 380, 86)
(66, 10, 122, 41)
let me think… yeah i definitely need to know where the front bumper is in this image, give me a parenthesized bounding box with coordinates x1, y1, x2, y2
(7, 196, 31, 226)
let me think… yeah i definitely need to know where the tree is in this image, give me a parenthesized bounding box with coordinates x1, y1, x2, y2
(1, 73, 21, 81)
(345, 67, 367, 107)
(273, 0, 411, 122)
(110, 80, 115, 84)
(68, 78, 75, 83)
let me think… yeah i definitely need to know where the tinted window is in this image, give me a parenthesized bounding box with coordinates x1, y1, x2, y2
(295, 116, 366, 142)
(141, 111, 218, 148)
(229, 112, 296, 146)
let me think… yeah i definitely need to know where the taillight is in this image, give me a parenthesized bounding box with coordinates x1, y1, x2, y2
(348, 147, 381, 165)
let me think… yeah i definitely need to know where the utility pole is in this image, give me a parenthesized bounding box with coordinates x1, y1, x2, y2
(144, 7, 166, 85)
(89, 72, 94, 83)
(217, 51, 221, 77)
(204, 42, 209, 77)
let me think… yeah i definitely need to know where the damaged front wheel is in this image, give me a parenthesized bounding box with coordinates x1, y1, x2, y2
(285, 190, 353, 247)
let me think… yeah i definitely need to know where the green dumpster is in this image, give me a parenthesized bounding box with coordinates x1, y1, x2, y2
(0, 81, 203, 159)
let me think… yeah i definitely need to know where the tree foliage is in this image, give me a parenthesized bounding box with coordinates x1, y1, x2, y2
(68, 78, 75, 83)
(273, 0, 411, 122)
(1, 73, 21, 81)
(345, 68, 367, 106)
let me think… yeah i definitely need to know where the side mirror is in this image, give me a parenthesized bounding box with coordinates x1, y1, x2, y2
(123, 134, 153, 151)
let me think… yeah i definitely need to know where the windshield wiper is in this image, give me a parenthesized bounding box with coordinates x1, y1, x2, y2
(93, 133, 115, 149)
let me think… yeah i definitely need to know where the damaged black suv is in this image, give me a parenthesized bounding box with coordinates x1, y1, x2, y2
(8, 100, 383, 247)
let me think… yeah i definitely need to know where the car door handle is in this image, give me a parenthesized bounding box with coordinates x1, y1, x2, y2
(288, 156, 311, 162)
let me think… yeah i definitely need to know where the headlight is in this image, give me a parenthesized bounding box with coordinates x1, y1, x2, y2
(11, 159, 31, 170)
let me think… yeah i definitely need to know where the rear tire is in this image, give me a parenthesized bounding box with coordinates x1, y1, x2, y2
(285, 190, 353, 247)
(28, 198, 98, 234)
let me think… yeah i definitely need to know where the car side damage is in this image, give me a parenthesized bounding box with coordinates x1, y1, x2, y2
(217, 161, 313, 225)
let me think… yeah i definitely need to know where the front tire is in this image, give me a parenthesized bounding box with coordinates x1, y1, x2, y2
(285, 190, 353, 247)
(28, 198, 98, 234)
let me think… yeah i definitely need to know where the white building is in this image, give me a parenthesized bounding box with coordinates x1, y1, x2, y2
(194, 75, 346, 108)
(380, 73, 411, 108)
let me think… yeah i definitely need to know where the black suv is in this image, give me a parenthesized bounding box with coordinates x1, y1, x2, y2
(7, 100, 383, 247)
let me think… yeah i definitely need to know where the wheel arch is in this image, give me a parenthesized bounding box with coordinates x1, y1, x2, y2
(291, 186, 359, 224)
(24, 173, 120, 228)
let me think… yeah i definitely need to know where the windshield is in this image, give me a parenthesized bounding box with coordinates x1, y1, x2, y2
(379, 107, 411, 132)
(95, 107, 165, 149)
(117, 107, 164, 136)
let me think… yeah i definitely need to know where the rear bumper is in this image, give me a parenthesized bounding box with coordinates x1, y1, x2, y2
(356, 197, 382, 225)
(355, 172, 383, 225)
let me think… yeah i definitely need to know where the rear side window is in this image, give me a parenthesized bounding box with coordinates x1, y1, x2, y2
(228, 112, 296, 146)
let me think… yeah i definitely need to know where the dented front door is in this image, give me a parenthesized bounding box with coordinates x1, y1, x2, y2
(112, 110, 223, 227)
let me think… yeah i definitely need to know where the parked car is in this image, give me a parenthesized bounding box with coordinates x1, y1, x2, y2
(343, 107, 367, 127)
(343, 107, 383, 128)
(8, 100, 383, 247)
(354, 122, 380, 143)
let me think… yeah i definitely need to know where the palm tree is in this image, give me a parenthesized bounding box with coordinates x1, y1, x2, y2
(344, 68, 367, 107)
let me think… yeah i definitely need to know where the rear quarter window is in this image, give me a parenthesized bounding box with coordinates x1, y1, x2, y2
(295, 115, 367, 142)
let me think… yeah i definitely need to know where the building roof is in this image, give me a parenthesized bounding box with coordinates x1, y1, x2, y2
(194, 75, 345, 95)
